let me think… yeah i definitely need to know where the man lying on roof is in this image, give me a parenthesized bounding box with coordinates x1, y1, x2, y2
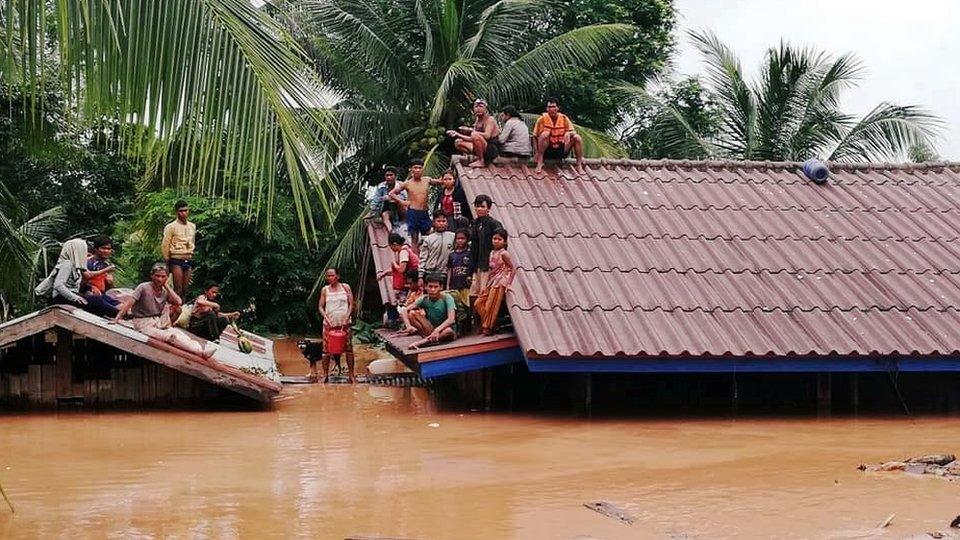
(446, 98, 500, 168)
(401, 273, 457, 349)
(533, 97, 585, 175)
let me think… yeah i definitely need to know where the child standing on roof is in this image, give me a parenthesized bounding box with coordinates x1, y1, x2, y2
(417, 211, 455, 289)
(473, 228, 515, 336)
(430, 169, 471, 231)
(446, 228, 473, 331)
(388, 159, 432, 250)
(378, 233, 420, 325)
(468, 194, 503, 319)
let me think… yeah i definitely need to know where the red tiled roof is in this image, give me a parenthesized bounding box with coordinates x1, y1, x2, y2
(455, 158, 960, 358)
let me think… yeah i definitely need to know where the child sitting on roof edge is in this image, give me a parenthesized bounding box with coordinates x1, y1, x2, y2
(369, 166, 407, 234)
(403, 273, 458, 349)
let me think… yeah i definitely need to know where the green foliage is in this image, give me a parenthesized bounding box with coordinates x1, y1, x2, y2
(0, 182, 64, 320)
(623, 31, 943, 162)
(293, 0, 634, 169)
(620, 77, 721, 159)
(542, 0, 676, 131)
(0, 85, 138, 239)
(292, 0, 638, 272)
(114, 189, 326, 334)
(2, 0, 340, 236)
(351, 318, 383, 345)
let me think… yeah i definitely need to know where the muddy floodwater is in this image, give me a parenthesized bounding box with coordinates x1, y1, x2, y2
(0, 348, 957, 539)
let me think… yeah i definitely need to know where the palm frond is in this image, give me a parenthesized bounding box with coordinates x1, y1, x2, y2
(613, 81, 718, 159)
(4, 0, 341, 236)
(828, 103, 942, 163)
(429, 57, 481, 124)
(688, 29, 756, 157)
(462, 0, 540, 66)
(484, 23, 635, 106)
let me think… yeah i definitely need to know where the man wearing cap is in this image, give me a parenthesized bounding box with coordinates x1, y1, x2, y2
(447, 99, 500, 168)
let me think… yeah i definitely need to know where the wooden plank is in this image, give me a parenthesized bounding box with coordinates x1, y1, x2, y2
(0, 310, 57, 348)
(128, 366, 142, 405)
(9, 374, 22, 399)
(26, 365, 41, 401)
(141, 364, 155, 404)
(40, 365, 56, 405)
(55, 328, 75, 399)
(417, 337, 519, 363)
(51, 311, 278, 402)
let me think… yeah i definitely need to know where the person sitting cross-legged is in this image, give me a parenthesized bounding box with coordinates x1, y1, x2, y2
(533, 96, 585, 175)
(400, 274, 457, 349)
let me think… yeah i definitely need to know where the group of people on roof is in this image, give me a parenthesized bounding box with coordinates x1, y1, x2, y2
(446, 97, 586, 174)
(367, 160, 515, 352)
(34, 201, 240, 359)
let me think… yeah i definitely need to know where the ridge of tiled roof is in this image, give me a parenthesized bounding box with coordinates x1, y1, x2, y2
(454, 156, 960, 359)
(452, 154, 960, 172)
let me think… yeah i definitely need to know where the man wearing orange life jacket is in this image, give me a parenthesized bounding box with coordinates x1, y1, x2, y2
(533, 97, 585, 175)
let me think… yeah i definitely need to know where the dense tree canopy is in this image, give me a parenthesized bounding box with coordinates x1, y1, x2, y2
(543, 0, 676, 131)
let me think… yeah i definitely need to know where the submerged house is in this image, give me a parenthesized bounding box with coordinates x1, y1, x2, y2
(0, 306, 282, 408)
(375, 157, 960, 401)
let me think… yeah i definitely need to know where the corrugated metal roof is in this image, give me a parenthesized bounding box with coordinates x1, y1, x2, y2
(455, 158, 960, 358)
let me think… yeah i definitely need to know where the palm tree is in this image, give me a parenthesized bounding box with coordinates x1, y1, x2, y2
(621, 30, 941, 162)
(0, 183, 63, 321)
(1, 0, 340, 237)
(290, 0, 634, 269)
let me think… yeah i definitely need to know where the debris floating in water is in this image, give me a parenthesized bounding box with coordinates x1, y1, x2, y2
(427, 422, 440, 428)
(583, 501, 634, 525)
(858, 453, 959, 480)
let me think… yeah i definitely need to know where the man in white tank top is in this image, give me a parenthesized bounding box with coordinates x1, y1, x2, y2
(317, 268, 355, 383)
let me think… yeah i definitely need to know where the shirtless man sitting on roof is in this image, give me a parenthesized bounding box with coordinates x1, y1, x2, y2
(388, 159, 432, 249)
(446, 98, 500, 168)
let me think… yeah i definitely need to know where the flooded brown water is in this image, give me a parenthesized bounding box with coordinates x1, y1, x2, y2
(0, 346, 957, 539)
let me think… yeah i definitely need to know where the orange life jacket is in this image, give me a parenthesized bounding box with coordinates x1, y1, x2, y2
(539, 113, 570, 148)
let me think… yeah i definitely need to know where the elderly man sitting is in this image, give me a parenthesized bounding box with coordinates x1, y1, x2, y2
(447, 98, 500, 168)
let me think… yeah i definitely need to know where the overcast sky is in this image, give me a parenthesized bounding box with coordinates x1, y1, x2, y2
(672, 0, 960, 159)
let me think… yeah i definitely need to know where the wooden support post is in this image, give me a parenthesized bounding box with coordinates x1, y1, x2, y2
(483, 368, 493, 411)
(850, 373, 860, 414)
(584, 373, 593, 417)
(55, 328, 77, 400)
(507, 364, 515, 411)
(817, 373, 832, 417)
(731, 374, 739, 417)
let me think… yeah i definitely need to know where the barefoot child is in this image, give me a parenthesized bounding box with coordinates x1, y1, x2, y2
(473, 228, 514, 336)
(388, 159, 432, 249)
(446, 229, 473, 329)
